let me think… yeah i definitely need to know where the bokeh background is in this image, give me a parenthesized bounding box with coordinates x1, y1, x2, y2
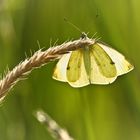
(0, 0, 139, 140)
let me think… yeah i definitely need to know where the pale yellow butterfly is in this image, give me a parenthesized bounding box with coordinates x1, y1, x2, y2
(53, 34, 134, 87)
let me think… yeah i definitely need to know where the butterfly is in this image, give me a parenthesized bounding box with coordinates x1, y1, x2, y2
(52, 34, 134, 87)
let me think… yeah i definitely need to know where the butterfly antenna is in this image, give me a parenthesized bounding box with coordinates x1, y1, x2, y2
(64, 18, 82, 33)
(96, 9, 99, 18)
(64, 18, 87, 39)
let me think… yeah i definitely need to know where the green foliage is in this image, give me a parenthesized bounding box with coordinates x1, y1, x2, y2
(0, 0, 139, 140)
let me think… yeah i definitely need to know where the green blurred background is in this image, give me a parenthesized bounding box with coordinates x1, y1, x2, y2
(0, 0, 139, 140)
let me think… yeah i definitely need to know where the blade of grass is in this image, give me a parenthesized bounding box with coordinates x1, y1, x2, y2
(0, 37, 95, 101)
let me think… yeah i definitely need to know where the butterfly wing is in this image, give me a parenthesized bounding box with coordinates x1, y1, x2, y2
(53, 53, 71, 82)
(66, 50, 90, 87)
(98, 42, 134, 76)
(53, 41, 134, 87)
(90, 43, 117, 84)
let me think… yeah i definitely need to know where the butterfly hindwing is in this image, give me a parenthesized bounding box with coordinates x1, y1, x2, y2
(67, 50, 90, 87)
(67, 50, 82, 82)
(89, 43, 117, 84)
(91, 43, 117, 77)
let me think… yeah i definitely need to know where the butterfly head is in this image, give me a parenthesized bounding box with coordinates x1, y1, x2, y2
(80, 32, 88, 39)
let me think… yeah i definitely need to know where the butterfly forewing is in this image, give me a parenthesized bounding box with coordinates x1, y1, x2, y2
(98, 43, 134, 75)
(53, 53, 71, 82)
